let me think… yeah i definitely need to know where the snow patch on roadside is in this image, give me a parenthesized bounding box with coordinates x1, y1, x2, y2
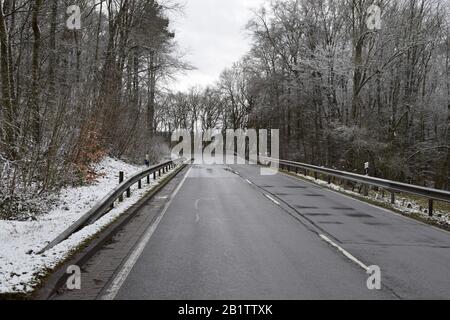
(0, 157, 175, 294)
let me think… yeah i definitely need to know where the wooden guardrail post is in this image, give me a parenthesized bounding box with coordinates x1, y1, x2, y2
(363, 185, 369, 197)
(391, 192, 395, 204)
(429, 199, 434, 217)
(119, 171, 124, 202)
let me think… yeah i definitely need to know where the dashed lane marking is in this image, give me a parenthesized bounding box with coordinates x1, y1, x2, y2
(265, 194, 281, 206)
(319, 234, 369, 272)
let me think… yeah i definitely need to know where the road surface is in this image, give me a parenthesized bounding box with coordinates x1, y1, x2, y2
(54, 163, 450, 300)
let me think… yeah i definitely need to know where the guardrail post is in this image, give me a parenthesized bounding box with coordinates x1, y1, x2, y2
(147, 175, 150, 184)
(314, 172, 318, 180)
(391, 192, 395, 205)
(154, 172, 157, 179)
(328, 176, 331, 184)
(429, 199, 434, 217)
(127, 187, 131, 198)
(363, 185, 369, 197)
(138, 179, 142, 189)
(119, 172, 124, 202)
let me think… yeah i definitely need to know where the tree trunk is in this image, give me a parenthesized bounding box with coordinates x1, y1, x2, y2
(29, 0, 43, 143)
(147, 52, 156, 142)
(0, 4, 15, 158)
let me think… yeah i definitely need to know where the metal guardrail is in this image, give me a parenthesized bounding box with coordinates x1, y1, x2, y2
(40, 159, 181, 253)
(260, 156, 450, 216)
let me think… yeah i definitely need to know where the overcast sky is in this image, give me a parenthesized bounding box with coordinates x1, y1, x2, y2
(168, 0, 263, 92)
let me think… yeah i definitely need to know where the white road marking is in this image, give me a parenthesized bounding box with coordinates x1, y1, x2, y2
(194, 198, 215, 222)
(101, 166, 192, 300)
(265, 194, 281, 206)
(319, 234, 369, 271)
(245, 179, 253, 185)
(195, 199, 201, 222)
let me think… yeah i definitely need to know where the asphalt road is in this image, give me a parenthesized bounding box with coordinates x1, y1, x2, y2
(105, 163, 450, 300)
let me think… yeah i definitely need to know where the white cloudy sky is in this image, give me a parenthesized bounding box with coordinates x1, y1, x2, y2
(167, 0, 263, 92)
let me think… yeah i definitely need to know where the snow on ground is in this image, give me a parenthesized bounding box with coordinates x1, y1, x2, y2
(0, 157, 177, 294)
(291, 171, 450, 227)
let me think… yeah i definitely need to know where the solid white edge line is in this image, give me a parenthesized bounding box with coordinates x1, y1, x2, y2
(319, 234, 369, 272)
(265, 194, 281, 206)
(100, 166, 192, 300)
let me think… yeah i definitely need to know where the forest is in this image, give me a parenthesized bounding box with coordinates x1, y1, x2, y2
(159, 0, 450, 190)
(1, 0, 449, 220)
(0, 0, 188, 218)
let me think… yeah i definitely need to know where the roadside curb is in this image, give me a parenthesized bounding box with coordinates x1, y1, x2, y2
(34, 163, 188, 300)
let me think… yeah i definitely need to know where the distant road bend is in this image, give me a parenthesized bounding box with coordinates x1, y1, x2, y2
(55, 163, 450, 300)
